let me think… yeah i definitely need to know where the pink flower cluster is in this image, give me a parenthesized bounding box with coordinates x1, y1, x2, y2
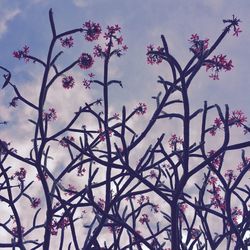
(12, 167, 27, 182)
(223, 15, 242, 37)
(207, 150, 221, 169)
(13, 45, 30, 62)
(82, 21, 102, 41)
(135, 102, 147, 115)
(77, 166, 86, 176)
(168, 134, 183, 149)
(229, 110, 247, 127)
(231, 206, 242, 224)
(31, 197, 41, 208)
(237, 157, 250, 172)
(98, 129, 112, 142)
(97, 198, 105, 210)
(209, 110, 247, 136)
(139, 213, 150, 224)
(43, 108, 57, 122)
(108, 223, 121, 234)
(93, 24, 128, 59)
(60, 36, 74, 48)
(36, 170, 48, 180)
(149, 170, 157, 179)
(224, 169, 237, 182)
(146, 44, 164, 65)
(179, 203, 188, 221)
(189, 33, 209, 55)
(78, 53, 94, 70)
(62, 75, 75, 89)
(205, 54, 233, 80)
(207, 184, 225, 210)
(12, 226, 25, 237)
(82, 72, 94, 89)
(137, 194, 149, 205)
(50, 217, 70, 236)
(64, 184, 77, 196)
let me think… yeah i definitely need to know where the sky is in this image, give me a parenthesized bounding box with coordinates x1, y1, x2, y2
(0, 0, 250, 248)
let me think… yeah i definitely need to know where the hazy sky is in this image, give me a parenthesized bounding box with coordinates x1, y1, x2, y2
(0, 0, 250, 248)
(0, 0, 250, 111)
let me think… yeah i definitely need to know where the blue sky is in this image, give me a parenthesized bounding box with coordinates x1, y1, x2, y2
(1, 0, 250, 113)
(0, 0, 250, 248)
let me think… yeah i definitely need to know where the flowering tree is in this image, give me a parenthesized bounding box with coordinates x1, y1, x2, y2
(0, 9, 250, 250)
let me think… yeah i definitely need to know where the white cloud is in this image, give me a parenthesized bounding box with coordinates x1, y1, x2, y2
(0, 8, 20, 38)
(72, 0, 87, 8)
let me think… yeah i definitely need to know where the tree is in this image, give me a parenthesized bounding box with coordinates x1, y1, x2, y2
(0, 9, 250, 250)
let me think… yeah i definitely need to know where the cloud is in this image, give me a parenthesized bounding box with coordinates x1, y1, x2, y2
(72, 0, 87, 8)
(0, 8, 20, 38)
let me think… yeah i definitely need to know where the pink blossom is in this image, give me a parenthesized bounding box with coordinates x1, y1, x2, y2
(233, 27, 242, 37)
(78, 53, 94, 70)
(229, 110, 247, 127)
(65, 184, 77, 196)
(93, 44, 103, 58)
(146, 44, 164, 65)
(57, 217, 70, 229)
(104, 24, 121, 39)
(139, 214, 150, 224)
(168, 134, 183, 149)
(151, 204, 160, 213)
(237, 157, 250, 172)
(82, 21, 102, 41)
(62, 75, 75, 89)
(12, 226, 25, 237)
(205, 54, 233, 80)
(59, 136, 75, 147)
(82, 79, 91, 89)
(208, 176, 218, 185)
(97, 198, 105, 210)
(122, 45, 128, 51)
(77, 166, 86, 176)
(224, 169, 237, 181)
(137, 195, 149, 205)
(135, 102, 147, 115)
(214, 118, 222, 128)
(112, 113, 120, 120)
(60, 36, 74, 48)
(31, 197, 41, 208)
(117, 36, 123, 45)
(13, 45, 30, 62)
(108, 222, 121, 234)
(208, 185, 225, 210)
(179, 203, 188, 221)
(43, 108, 57, 121)
(50, 219, 59, 236)
(189, 34, 209, 55)
(13, 167, 27, 182)
(36, 170, 48, 180)
(149, 170, 157, 179)
(207, 150, 221, 169)
(231, 207, 242, 224)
